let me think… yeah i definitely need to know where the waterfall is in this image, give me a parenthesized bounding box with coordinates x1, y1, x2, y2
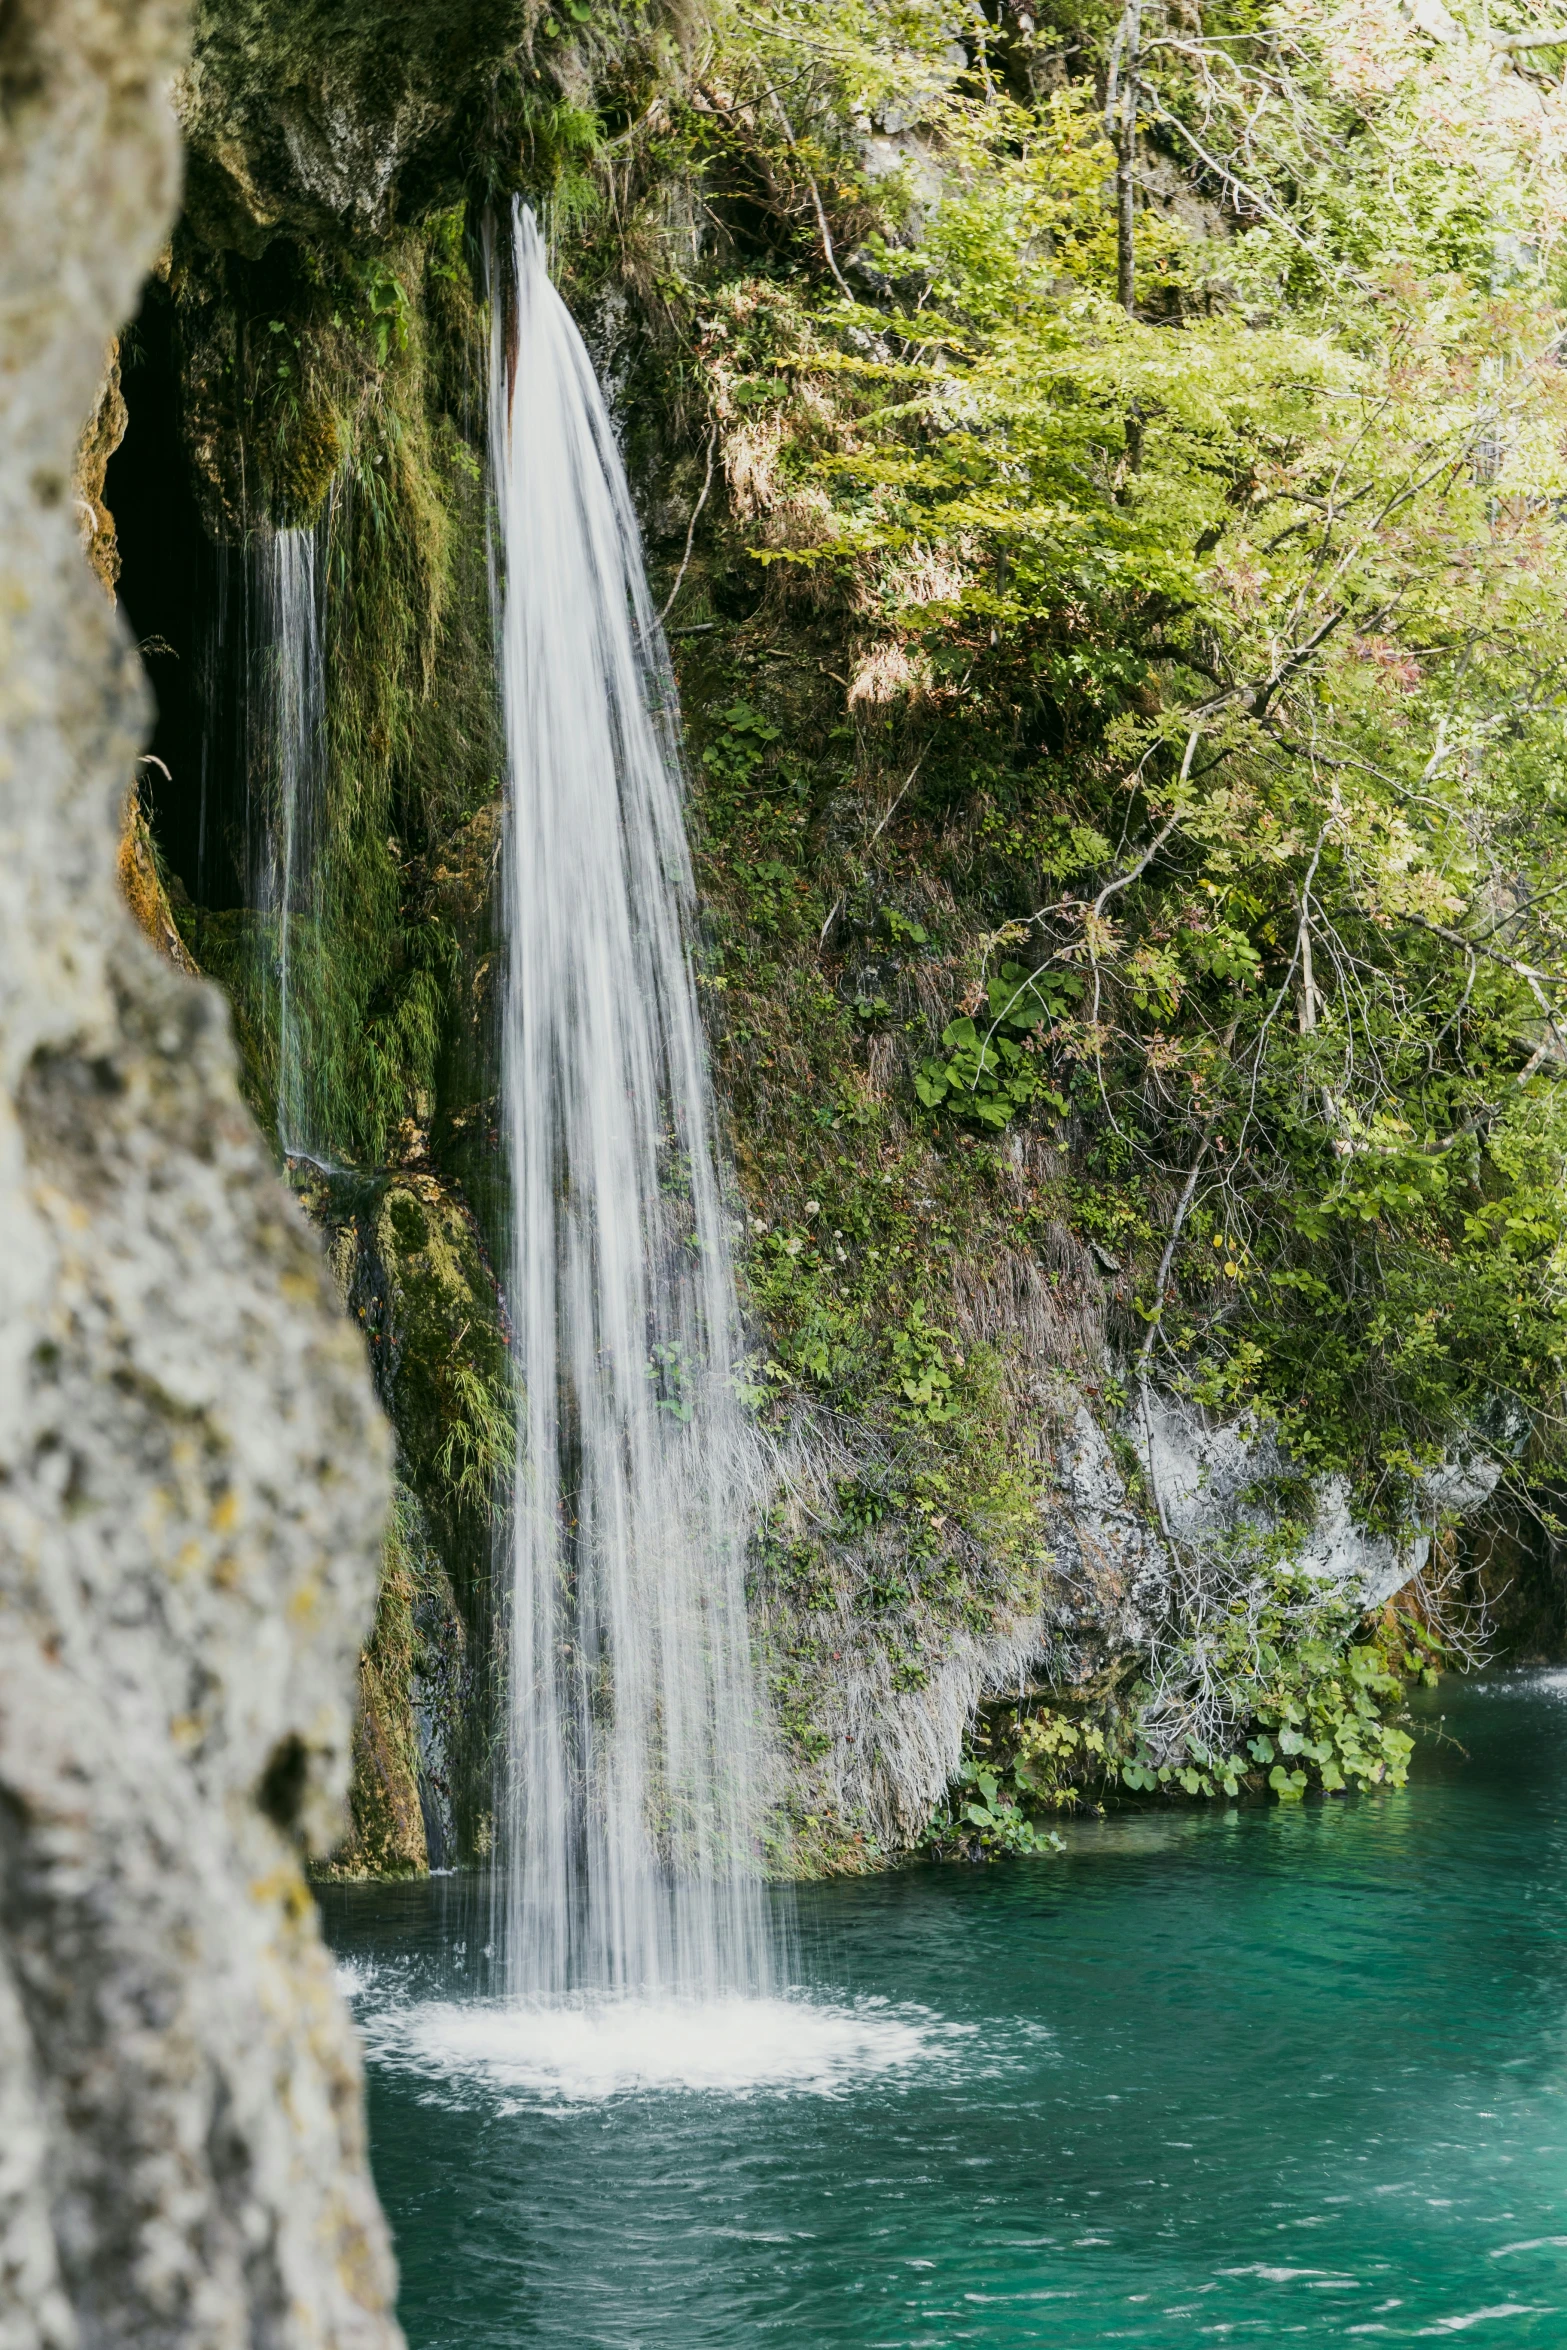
(250, 525, 328, 1165)
(488, 203, 771, 2004)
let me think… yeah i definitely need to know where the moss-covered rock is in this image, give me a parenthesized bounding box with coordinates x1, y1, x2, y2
(320, 1485, 472, 1878)
(126, 0, 1554, 1891)
(177, 0, 545, 246)
(174, 0, 679, 254)
(143, 197, 504, 1184)
(118, 794, 201, 977)
(305, 1169, 507, 1869)
(325, 1491, 429, 1879)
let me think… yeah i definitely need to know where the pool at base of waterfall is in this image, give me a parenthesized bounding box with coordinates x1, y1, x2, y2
(321, 1672, 1567, 2348)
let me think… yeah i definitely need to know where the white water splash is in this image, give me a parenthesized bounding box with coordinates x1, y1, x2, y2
(488, 201, 770, 2003)
(1471, 1669, 1567, 1702)
(354, 1990, 946, 2104)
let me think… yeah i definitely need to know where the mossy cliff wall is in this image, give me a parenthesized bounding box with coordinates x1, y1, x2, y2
(107, 0, 1561, 1884)
(103, 0, 716, 1880)
(0, 4, 399, 2341)
(103, 1, 561, 1872)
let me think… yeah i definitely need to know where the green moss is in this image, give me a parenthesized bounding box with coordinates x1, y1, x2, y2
(176, 908, 276, 1128)
(180, 0, 544, 250)
(179, 0, 685, 255)
(317, 1486, 430, 1881)
(332, 1171, 509, 1863)
(363, 1174, 513, 1524)
(159, 0, 1134, 1877)
(165, 195, 505, 1184)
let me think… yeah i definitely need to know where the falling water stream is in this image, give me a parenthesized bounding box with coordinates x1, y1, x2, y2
(305, 210, 1567, 2350)
(487, 203, 771, 2011)
(250, 523, 328, 1165)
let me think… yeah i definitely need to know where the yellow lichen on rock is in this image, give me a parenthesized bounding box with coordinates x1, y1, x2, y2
(73, 343, 127, 598)
(116, 788, 200, 974)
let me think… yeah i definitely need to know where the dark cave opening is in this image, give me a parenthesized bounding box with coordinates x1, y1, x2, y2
(107, 280, 246, 909)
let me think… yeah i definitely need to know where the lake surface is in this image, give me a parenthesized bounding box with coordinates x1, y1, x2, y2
(323, 1671, 1567, 2347)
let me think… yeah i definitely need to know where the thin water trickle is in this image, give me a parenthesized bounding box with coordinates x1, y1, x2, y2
(487, 201, 772, 2003)
(249, 524, 328, 1163)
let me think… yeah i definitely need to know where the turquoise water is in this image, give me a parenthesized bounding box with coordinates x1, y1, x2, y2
(323, 1672, 1567, 2346)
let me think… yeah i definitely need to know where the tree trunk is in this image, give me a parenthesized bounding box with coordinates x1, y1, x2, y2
(1112, 0, 1142, 312)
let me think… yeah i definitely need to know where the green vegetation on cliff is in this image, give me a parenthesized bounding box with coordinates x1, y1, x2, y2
(631, 0, 1567, 1507)
(555, 0, 1567, 1848)
(121, 0, 1567, 1872)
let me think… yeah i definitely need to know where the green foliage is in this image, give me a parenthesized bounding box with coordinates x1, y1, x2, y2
(887, 1301, 958, 1422)
(701, 700, 783, 784)
(916, 963, 1080, 1129)
(638, 0, 1567, 1517)
(166, 0, 1567, 1875)
(924, 1763, 1065, 1858)
(942, 1584, 1449, 1850)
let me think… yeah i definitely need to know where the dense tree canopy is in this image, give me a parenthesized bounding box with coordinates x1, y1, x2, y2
(638, 0, 1567, 1516)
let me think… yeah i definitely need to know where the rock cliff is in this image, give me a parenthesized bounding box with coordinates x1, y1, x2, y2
(0, 6, 401, 2343)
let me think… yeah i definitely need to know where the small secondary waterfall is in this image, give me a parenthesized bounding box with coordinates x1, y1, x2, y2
(250, 525, 328, 1164)
(488, 203, 770, 2003)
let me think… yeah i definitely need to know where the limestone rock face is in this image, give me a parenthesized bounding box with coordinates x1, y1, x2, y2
(177, 0, 544, 241)
(0, 7, 401, 2346)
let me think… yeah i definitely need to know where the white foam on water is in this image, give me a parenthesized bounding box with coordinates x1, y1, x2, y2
(1471, 1670, 1567, 1702)
(354, 1991, 956, 2104)
(1416, 2309, 1551, 2335)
